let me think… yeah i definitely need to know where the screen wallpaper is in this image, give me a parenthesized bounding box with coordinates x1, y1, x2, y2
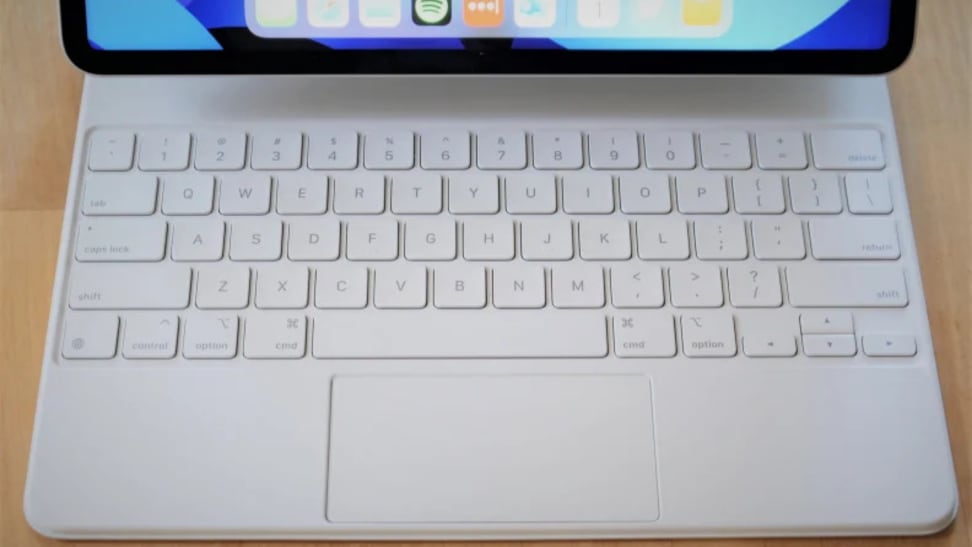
(85, 0, 892, 51)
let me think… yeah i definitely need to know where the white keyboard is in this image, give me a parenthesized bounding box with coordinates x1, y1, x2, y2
(61, 126, 919, 362)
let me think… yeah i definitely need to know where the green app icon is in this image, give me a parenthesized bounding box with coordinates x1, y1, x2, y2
(414, 0, 452, 25)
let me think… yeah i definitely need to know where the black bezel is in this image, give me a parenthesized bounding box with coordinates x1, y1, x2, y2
(60, 0, 917, 75)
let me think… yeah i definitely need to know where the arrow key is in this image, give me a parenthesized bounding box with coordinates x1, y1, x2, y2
(863, 335, 917, 357)
(743, 335, 797, 358)
(803, 334, 857, 357)
(800, 311, 854, 335)
(123, 314, 179, 359)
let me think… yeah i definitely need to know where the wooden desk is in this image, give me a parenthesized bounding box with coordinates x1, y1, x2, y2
(1, 2, 969, 545)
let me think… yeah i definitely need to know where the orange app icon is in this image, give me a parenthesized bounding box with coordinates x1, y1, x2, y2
(682, 0, 722, 26)
(464, 0, 504, 27)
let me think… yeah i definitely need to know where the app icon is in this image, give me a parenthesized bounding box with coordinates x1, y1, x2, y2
(309, 0, 350, 27)
(515, 0, 557, 28)
(636, 0, 665, 21)
(360, 0, 402, 27)
(682, 0, 722, 26)
(577, 0, 620, 28)
(414, 0, 452, 25)
(463, 0, 504, 27)
(255, 0, 298, 28)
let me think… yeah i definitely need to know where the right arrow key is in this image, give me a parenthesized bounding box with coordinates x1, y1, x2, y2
(863, 335, 918, 357)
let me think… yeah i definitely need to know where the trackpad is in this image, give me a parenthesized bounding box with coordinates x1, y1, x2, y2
(327, 375, 659, 523)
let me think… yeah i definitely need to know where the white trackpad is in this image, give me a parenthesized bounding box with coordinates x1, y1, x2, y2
(326, 375, 659, 523)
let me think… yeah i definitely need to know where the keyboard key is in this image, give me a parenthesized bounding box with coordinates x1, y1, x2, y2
(183, 316, 238, 359)
(493, 265, 546, 309)
(809, 218, 900, 260)
(312, 312, 607, 358)
(477, 130, 528, 170)
(315, 265, 369, 309)
(138, 131, 191, 171)
(811, 129, 886, 170)
(846, 173, 893, 214)
(613, 314, 676, 358)
(789, 174, 842, 214)
(421, 131, 471, 170)
(307, 130, 358, 170)
(532, 131, 583, 170)
(643, 131, 696, 170)
(449, 174, 500, 214)
(610, 264, 664, 309)
(276, 173, 328, 215)
(171, 220, 224, 262)
(76, 218, 167, 262)
(636, 219, 690, 260)
(433, 265, 487, 309)
(751, 218, 806, 260)
(728, 265, 782, 308)
(374, 265, 428, 309)
(256, 266, 309, 309)
(700, 131, 752, 170)
(69, 264, 191, 310)
(619, 174, 671, 214)
(82, 174, 157, 216)
(786, 265, 908, 308)
(743, 335, 797, 358)
(588, 130, 640, 170)
(464, 219, 514, 261)
(194, 131, 247, 171)
(333, 173, 386, 215)
(288, 218, 340, 261)
(88, 130, 135, 172)
(219, 174, 272, 215)
(122, 314, 178, 359)
(391, 173, 443, 214)
(800, 311, 854, 335)
(669, 264, 723, 308)
(862, 335, 917, 357)
(681, 314, 737, 357)
(579, 219, 631, 260)
(732, 174, 785, 214)
(520, 218, 574, 261)
(61, 312, 118, 359)
(346, 220, 399, 261)
(243, 314, 306, 359)
(162, 174, 214, 215)
(251, 131, 303, 170)
(562, 173, 614, 214)
(229, 219, 283, 261)
(755, 131, 808, 170)
(506, 174, 557, 214)
(803, 335, 857, 357)
(551, 265, 605, 309)
(404, 220, 457, 261)
(364, 131, 414, 170)
(694, 219, 748, 260)
(676, 173, 728, 214)
(196, 266, 250, 309)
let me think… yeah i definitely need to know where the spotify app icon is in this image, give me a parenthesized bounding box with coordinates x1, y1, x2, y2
(413, 0, 452, 25)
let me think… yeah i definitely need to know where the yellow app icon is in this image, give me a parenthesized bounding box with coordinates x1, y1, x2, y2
(682, 0, 722, 26)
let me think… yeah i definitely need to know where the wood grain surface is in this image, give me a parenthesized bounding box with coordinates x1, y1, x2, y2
(1, 1, 969, 545)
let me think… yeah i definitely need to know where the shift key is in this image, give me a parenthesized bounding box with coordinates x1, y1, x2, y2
(787, 265, 908, 308)
(69, 264, 191, 309)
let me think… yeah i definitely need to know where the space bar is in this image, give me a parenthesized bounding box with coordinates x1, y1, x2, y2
(312, 312, 608, 359)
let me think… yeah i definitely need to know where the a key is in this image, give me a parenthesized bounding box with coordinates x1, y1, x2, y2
(243, 314, 306, 359)
(404, 220, 457, 261)
(138, 131, 191, 171)
(619, 174, 671, 214)
(588, 130, 640, 170)
(183, 316, 238, 359)
(493, 265, 546, 309)
(76, 218, 167, 262)
(669, 264, 723, 308)
(421, 131, 471, 170)
(811, 129, 886, 170)
(551, 265, 605, 309)
(809, 218, 900, 260)
(477, 130, 528, 170)
(391, 173, 443, 214)
(506, 174, 557, 214)
(643, 131, 696, 170)
(171, 220, 225, 262)
(676, 173, 729, 214)
(787, 265, 908, 307)
(694, 219, 748, 260)
(288, 218, 340, 261)
(255, 266, 309, 309)
(803, 335, 857, 357)
(464, 219, 515, 261)
(579, 219, 631, 260)
(800, 311, 854, 334)
(194, 131, 247, 171)
(276, 173, 328, 215)
(789, 174, 843, 214)
(732, 174, 786, 214)
(700, 131, 752, 170)
(728, 265, 782, 308)
(364, 131, 415, 170)
(69, 264, 191, 310)
(307, 130, 358, 170)
(82, 174, 157, 216)
(520, 218, 574, 261)
(315, 265, 369, 309)
(346, 220, 399, 261)
(682, 314, 737, 357)
(846, 173, 893, 214)
(637, 219, 690, 260)
(611, 264, 664, 308)
(433, 266, 487, 309)
(229, 219, 282, 261)
(532, 131, 584, 170)
(88, 130, 135, 171)
(449, 174, 500, 214)
(61, 312, 118, 359)
(122, 314, 178, 359)
(562, 173, 614, 214)
(751, 218, 806, 260)
(333, 173, 386, 215)
(613, 314, 676, 358)
(862, 335, 917, 357)
(251, 131, 303, 170)
(219, 174, 272, 215)
(374, 265, 428, 309)
(755, 131, 808, 170)
(196, 266, 250, 309)
(162, 174, 214, 215)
